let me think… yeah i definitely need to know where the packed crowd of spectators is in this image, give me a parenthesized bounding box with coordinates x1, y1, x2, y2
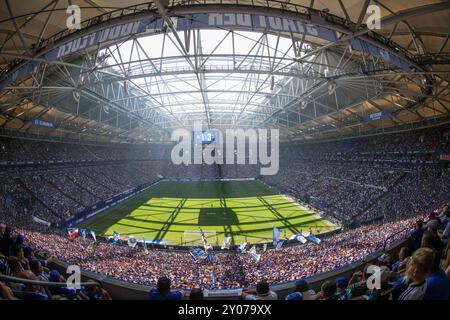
(0, 122, 449, 299)
(0, 136, 166, 163)
(1, 204, 449, 300)
(0, 214, 422, 290)
(264, 162, 449, 225)
(1, 163, 163, 224)
(0, 222, 112, 300)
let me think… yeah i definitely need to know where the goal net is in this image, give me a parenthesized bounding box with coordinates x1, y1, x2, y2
(183, 230, 217, 246)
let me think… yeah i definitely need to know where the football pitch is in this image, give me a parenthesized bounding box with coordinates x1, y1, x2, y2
(77, 180, 338, 245)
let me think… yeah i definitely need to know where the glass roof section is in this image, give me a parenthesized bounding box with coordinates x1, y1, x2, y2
(96, 29, 306, 130)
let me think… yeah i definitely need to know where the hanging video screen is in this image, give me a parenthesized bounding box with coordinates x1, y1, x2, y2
(193, 130, 216, 145)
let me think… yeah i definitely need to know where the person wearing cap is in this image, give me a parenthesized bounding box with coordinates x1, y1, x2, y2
(285, 280, 304, 300)
(48, 269, 78, 299)
(286, 279, 316, 300)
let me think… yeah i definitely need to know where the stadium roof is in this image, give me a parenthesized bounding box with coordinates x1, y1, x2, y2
(0, 0, 449, 143)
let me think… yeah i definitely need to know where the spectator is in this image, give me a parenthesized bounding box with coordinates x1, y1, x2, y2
(189, 288, 205, 300)
(346, 265, 372, 299)
(397, 248, 435, 300)
(0, 281, 14, 300)
(285, 279, 316, 300)
(0, 227, 13, 257)
(335, 277, 348, 300)
(364, 266, 393, 300)
(392, 247, 411, 273)
(317, 280, 337, 300)
(410, 220, 424, 252)
(48, 269, 78, 299)
(149, 277, 182, 300)
(423, 250, 450, 300)
(421, 230, 443, 257)
(243, 281, 278, 300)
(84, 285, 112, 300)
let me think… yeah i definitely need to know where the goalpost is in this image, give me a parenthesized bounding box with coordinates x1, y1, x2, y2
(183, 230, 217, 246)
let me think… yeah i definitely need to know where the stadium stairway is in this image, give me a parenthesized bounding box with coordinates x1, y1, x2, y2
(80, 171, 116, 193)
(40, 175, 85, 208)
(16, 177, 58, 217)
(64, 173, 102, 202)
(354, 172, 407, 221)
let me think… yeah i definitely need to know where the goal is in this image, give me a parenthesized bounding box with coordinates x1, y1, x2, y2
(183, 230, 217, 246)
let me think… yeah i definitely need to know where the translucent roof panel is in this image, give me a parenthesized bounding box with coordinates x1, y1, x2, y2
(97, 29, 299, 129)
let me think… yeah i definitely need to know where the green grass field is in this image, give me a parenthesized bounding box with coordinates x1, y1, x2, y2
(77, 180, 338, 245)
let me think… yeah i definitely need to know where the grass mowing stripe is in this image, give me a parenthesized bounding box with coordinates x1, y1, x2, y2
(78, 180, 338, 245)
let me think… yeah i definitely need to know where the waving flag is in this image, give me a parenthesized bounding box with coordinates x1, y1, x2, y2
(212, 272, 216, 288)
(290, 234, 307, 244)
(307, 234, 321, 244)
(248, 246, 261, 262)
(206, 250, 213, 263)
(221, 237, 232, 250)
(275, 240, 285, 250)
(127, 236, 138, 248)
(86, 241, 98, 257)
(238, 242, 248, 253)
(273, 227, 282, 247)
(143, 238, 148, 254)
(90, 230, 97, 242)
(263, 243, 267, 252)
(67, 228, 79, 241)
(80, 229, 86, 239)
(190, 248, 206, 261)
(199, 228, 212, 251)
(113, 231, 120, 247)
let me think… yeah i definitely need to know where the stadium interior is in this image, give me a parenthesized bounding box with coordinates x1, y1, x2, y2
(0, 0, 449, 302)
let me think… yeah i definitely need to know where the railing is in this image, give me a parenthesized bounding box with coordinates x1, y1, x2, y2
(0, 273, 102, 300)
(380, 227, 410, 252)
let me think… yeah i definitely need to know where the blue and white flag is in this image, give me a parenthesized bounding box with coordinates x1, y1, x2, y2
(238, 242, 248, 253)
(273, 227, 282, 247)
(80, 229, 86, 239)
(90, 230, 97, 242)
(113, 231, 120, 247)
(143, 238, 148, 254)
(248, 246, 261, 262)
(275, 240, 285, 250)
(127, 236, 138, 248)
(263, 243, 267, 252)
(206, 250, 213, 263)
(212, 272, 216, 288)
(289, 234, 307, 244)
(221, 237, 232, 250)
(199, 228, 212, 251)
(190, 248, 206, 261)
(307, 234, 321, 244)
